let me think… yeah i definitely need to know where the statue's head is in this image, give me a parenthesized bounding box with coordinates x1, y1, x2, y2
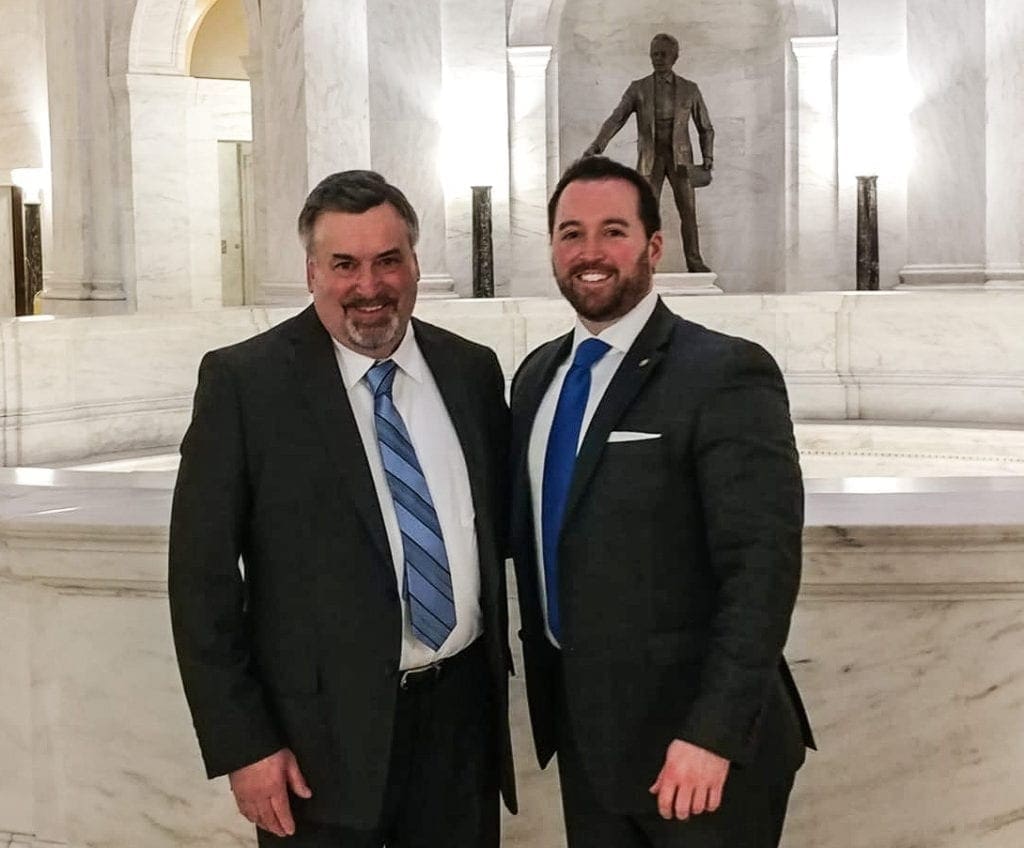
(649, 33, 679, 73)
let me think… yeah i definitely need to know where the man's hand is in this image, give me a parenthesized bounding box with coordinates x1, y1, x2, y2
(703, 158, 714, 171)
(648, 739, 729, 820)
(229, 748, 312, 837)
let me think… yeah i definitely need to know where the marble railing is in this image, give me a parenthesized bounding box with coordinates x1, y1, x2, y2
(2, 468, 1024, 847)
(1, 290, 1024, 465)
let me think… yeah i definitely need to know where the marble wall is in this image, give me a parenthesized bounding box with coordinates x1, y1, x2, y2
(0, 0, 48, 176)
(985, 0, 1024, 284)
(2, 470, 1024, 846)
(3, 291, 1024, 466)
(440, 0, 513, 296)
(367, 0, 450, 285)
(902, 0, 987, 286)
(556, 0, 788, 290)
(0, 188, 15, 317)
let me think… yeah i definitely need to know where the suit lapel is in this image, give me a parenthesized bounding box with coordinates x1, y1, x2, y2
(413, 319, 487, 515)
(511, 333, 573, 469)
(287, 306, 392, 571)
(510, 333, 574, 544)
(562, 300, 676, 527)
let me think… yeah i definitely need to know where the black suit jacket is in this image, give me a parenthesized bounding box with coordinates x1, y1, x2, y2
(510, 299, 814, 814)
(169, 305, 516, 827)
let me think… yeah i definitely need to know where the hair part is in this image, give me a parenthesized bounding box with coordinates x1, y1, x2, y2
(297, 170, 420, 254)
(547, 156, 662, 239)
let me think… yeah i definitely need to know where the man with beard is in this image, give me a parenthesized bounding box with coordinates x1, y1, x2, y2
(169, 170, 516, 847)
(509, 156, 814, 848)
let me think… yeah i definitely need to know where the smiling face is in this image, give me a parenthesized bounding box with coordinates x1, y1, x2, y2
(305, 203, 419, 358)
(550, 178, 663, 333)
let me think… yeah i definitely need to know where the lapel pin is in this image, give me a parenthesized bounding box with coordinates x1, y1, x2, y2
(638, 358, 650, 368)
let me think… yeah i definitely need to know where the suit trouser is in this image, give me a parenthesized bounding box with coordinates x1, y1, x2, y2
(555, 665, 794, 848)
(258, 638, 499, 848)
(648, 122, 708, 273)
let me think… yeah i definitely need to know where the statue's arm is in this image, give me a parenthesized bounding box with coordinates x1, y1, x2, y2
(585, 83, 638, 156)
(692, 86, 715, 168)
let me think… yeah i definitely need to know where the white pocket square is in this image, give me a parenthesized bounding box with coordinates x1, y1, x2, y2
(607, 431, 662, 442)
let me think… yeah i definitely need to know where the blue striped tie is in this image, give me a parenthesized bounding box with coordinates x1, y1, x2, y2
(541, 338, 611, 642)
(365, 360, 456, 650)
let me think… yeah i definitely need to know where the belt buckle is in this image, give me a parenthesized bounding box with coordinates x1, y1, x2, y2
(399, 659, 442, 690)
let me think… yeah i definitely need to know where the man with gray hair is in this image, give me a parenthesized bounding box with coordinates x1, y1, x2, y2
(585, 33, 715, 273)
(169, 170, 516, 846)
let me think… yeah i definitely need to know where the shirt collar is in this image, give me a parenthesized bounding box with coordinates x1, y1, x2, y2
(570, 287, 659, 356)
(333, 323, 425, 390)
(655, 71, 674, 84)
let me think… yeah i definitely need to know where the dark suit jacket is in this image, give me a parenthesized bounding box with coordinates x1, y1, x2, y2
(510, 299, 814, 814)
(169, 305, 517, 828)
(590, 73, 715, 175)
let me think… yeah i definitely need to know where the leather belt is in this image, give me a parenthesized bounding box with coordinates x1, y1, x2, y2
(398, 637, 482, 691)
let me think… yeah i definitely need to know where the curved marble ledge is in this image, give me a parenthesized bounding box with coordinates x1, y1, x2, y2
(2, 468, 1023, 847)
(2, 470, 1023, 592)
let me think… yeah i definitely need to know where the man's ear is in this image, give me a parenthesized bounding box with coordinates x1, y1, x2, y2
(648, 231, 665, 269)
(305, 258, 315, 293)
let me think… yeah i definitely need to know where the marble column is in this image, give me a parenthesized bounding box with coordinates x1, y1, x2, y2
(788, 36, 841, 291)
(367, 0, 453, 299)
(508, 46, 553, 296)
(985, 0, 1024, 286)
(36, 0, 127, 314)
(899, 0, 986, 288)
(835, 0, 909, 290)
(121, 73, 193, 312)
(0, 186, 14, 317)
(253, 0, 372, 304)
(441, 0, 511, 296)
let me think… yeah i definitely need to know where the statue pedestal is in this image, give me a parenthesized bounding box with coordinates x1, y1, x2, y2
(655, 272, 723, 295)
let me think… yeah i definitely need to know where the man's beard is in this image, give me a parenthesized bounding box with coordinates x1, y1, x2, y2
(555, 248, 654, 324)
(343, 296, 403, 355)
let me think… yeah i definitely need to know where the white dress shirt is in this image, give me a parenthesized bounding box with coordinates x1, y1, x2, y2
(527, 288, 660, 645)
(333, 326, 481, 670)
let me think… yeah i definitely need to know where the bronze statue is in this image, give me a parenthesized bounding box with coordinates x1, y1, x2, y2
(584, 33, 714, 273)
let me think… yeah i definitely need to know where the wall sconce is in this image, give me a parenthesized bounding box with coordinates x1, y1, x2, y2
(471, 186, 494, 298)
(856, 175, 879, 291)
(11, 168, 45, 314)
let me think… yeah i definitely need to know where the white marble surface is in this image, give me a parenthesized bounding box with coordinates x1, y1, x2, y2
(509, 46, 555, 296)
(789, 36, 841, 292)
(0, 0, 48, 175)
(367, 0, 450, 284)
(440, 0, 512, 296)
(835, 0, 909, 291)
(903, 0, 986, 280)
(985, 0, 1024, 284)
(2, 463, 1024, 847)
(0, 187, 14, 318)
(125, 74, 193, 311)
(4, 292, 1024, 464)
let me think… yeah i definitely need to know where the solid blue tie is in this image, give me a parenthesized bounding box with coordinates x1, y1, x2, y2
(541, 338, 611, 642)
(365, 360, 456, 650)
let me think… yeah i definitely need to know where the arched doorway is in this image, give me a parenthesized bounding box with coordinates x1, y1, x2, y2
(115, 0, 259, 310)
